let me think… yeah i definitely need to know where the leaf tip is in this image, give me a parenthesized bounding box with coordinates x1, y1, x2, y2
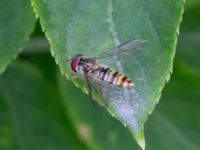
(131, 127, 146, 150)
(138, 138, 145, 150)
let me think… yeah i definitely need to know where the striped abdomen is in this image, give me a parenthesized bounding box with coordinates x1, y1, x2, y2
(92, 64, 133, 88)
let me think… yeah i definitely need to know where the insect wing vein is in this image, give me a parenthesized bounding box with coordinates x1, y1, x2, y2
(95, 39, 147, 64)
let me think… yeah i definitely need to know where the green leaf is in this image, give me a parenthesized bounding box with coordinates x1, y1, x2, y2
(177, 32, 200, 69)
(58, 73, 140, 150)
(0, 0, 35, 74)
(179, 3, 200, 32)
(0, 95, 18, 149)
(32, 0, 184, 148)
(58, 60, 200, 150)
(185, 0, 200, 10)
(0, 61, 84, 150)
(146, 61, 200, 150)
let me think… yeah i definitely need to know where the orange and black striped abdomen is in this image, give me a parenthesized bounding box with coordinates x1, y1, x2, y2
(92, 65, 133, 88)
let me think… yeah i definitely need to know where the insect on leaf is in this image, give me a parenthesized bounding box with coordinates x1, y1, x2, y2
(32, 0, 184, 148)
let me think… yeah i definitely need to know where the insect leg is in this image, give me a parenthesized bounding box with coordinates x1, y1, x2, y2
(83, 72, 100, 108)
(88, 77, 108, 107)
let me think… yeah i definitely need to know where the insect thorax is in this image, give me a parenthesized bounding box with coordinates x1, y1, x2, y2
(77, 58, 97, 74)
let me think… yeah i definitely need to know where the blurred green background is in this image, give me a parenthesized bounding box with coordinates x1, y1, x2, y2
(0, 1, 200, 150)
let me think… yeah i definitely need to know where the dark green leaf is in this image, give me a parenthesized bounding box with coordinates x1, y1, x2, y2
(146, 61, 200, 150)
(0, 95, 18, 149)
(180, 4, 200, 32)
(185, 0, 200, 11)
(0, 0, 35, 74)
(176, 3, 200, 69)
(177, 32, 200, 69)
(0, 61, 83, 150)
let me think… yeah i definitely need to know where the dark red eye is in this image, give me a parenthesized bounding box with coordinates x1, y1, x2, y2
(70, 54, 83, 72)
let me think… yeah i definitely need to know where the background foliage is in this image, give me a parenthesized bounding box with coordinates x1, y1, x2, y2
(0, 0, 200, 150)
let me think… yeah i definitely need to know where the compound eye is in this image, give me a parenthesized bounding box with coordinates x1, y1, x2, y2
(71, 58, 79, 72)
(70, 54, 84, 73)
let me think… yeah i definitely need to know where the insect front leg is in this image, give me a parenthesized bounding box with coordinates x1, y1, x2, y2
(69, 74, 79, 81)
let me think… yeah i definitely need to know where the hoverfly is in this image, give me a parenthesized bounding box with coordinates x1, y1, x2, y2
(70, 39, 147, 106)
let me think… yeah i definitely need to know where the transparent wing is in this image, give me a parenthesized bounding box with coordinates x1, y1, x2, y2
(79, 70, 134, 108)
(95, 39, 147, 63)
(83, 72, 108, 108)
(88, 76, 134, 108)
(87, 74, 136, 108)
